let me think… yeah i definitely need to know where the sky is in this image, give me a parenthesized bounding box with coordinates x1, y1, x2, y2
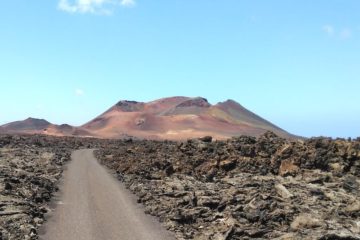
(0, 0, 359, 138)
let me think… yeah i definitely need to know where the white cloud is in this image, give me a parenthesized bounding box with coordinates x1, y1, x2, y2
(58, 0, 135, 14)
(120, 0, 135, 7)
(322, 25, 353, 40)
(340, 28, 352, 39)
(75, 89, 85, 96)
(36, 104, 44, 110)
(322, 25, 335, 36)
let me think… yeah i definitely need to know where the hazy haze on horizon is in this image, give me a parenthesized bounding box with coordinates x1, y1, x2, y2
(0, 1, 359, 138)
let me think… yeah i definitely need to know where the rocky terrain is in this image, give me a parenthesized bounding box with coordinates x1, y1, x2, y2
(0, 135, 103, 240)
(96, 132, 360, 239)
(1, 132, 359, 240)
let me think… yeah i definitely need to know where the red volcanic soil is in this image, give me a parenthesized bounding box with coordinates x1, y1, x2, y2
(1, 97, 293, 140)
(81, 97, 292, 140)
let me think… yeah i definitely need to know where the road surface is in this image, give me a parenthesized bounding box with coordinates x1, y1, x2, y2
(40, 149, 174, 240)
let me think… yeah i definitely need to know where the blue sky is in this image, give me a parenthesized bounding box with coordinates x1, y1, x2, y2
(0, 0, 359, 138)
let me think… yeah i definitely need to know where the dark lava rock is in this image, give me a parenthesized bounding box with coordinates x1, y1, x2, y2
(199, 136, 213, 143)
(2, 132, 360, 240)
(0, 134, 106, 240)
(96, 132, 360, 240)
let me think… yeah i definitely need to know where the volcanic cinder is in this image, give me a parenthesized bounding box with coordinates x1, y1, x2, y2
(1, 97, 292, 140)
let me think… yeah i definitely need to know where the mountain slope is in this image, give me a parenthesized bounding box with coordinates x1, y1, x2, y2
(82, 97, 291, 140)
(2, 118, 51, 132)
(212, 100, 284, 132)
(1, 97, 293, 140)
(1, 118, 90, 137)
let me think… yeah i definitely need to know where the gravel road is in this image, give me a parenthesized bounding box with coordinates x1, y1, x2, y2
(40, 149, 174, 240)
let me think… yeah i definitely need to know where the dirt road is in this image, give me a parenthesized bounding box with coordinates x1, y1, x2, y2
(40, 149, 174, 240)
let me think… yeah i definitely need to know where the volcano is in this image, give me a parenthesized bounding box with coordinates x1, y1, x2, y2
(81, 97, 291, 140)
(1, 117, 90, 137)
(1, 97, 293, 140)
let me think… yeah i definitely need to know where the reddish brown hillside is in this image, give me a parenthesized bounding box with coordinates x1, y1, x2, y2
(1, 97, 293, 140)
(82, 97, 291, 140)
(1, 118, 90, 137)
(2, 118, 51, 132)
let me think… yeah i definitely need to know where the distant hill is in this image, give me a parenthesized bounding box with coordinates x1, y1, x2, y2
(1, 97, 293, 140)
(1, 117, 90, 137)
(2, 117, 51, 131)
(81, 97, 292, 140)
